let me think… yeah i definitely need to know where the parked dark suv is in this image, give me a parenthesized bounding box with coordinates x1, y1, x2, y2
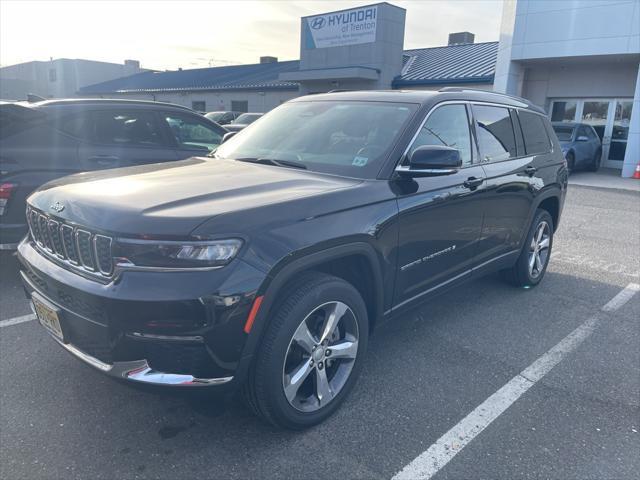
(18, 89, 567, 429)
(0, 99, 227, 249)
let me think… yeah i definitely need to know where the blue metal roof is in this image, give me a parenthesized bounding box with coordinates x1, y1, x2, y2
(79, 42, 498, 94)
(78, 60, 301, 94)
(394, 41, 498, 87)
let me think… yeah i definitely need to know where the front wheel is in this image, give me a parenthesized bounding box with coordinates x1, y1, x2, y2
(243, 272, 368, 429)
(502, 209, 554, 288)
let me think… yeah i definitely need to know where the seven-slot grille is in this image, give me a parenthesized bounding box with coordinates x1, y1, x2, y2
(27, 207, 114, 277)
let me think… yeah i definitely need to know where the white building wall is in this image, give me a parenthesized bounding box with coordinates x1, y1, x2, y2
(0, 59, 145, 100)
(495, 0, 640, 176)
(521, 60, 639, 110)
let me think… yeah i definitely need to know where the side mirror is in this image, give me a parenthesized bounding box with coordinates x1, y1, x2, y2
(396, 145, 462, 177)
(576, 135, 589, 142)
(222, 131, 237, 143)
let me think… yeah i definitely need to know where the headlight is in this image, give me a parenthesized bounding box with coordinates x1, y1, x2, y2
(114, 239, 243, 269)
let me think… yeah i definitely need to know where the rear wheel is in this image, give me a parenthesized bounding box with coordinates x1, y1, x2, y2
(243, 272, 368, 429)
(502, 209, 554, 288)
(587, 148, 602, 172)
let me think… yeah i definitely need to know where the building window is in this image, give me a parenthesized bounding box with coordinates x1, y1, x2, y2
(191, 101, 206, 112)
(48, 69, 57, 82)
(231, 100, 248, 113)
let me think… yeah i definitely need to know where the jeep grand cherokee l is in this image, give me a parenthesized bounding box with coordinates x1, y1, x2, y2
(0, 99, 227, 249)
(18, 89, 567, 429)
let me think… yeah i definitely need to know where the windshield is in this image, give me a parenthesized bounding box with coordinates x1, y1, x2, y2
(205, 112, 226, 122)
(214, 101, 417, 178)
(552, 125, 574, 141)
(234, 113, 261, 124)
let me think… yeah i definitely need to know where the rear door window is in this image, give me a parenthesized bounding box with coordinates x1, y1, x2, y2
(473, 105, 517, 163)
(518, 111, 551, 155)
(90, 110, 167, 147)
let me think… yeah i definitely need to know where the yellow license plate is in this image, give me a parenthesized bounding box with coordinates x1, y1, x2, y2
(33, 295, 64, 340)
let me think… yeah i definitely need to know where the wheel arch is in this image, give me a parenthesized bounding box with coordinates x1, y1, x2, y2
(241, 242, 385, 359)
(534, 191, 561, 232)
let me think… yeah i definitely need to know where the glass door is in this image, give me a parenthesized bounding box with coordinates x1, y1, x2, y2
(549, 98, 633, 169)
(580, 100, 613, 167)
(606, 100, 633, 168)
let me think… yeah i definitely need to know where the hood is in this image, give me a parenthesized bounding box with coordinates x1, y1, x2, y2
(28, 157, 361, 237)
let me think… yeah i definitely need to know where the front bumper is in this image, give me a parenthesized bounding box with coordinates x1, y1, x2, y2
(18, 238, 266, 388)
(49, 332, 233, 386)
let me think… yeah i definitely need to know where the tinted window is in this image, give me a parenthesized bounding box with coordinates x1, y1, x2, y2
(234, 113, 262, 124)
(164, 114, 223, 152)
(57, 114, 90, 140)
(91, 111, 165, 146)
(576, 126, 590, 139)
(552, 125, 574, 142)
(474, 105, 517, 162)
(214, 101, 417, 179)
(191, 101, 206, 112)
(205, 112, 228, 123)
(409, 104, 473, 166)
(518, 111, 551, 155)
(231, 100, 248, 113)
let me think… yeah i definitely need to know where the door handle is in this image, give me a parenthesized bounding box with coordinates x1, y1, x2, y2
(524, 166, 537, 177)
(463, 176, 484, 189)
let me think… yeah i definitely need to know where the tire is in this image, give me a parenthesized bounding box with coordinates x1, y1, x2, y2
(501, 209, 554, 288)
(566, 152, 575, 174)
(587, 148, 602, 172)
(243, 272, 369, 429)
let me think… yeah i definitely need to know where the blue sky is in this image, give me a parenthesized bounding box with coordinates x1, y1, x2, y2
(1, 0, 503, 70)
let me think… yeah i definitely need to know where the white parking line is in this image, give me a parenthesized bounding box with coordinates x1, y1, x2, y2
(392, 283, 640, 480)
(0, 313, 35, 328)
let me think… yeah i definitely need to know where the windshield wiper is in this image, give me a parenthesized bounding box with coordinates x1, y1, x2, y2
(235, 157, 307, 170)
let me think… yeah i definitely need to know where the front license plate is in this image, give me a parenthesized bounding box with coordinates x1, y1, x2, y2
(32, 294, 64, 341)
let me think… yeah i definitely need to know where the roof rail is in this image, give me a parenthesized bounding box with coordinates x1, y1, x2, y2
(327, 89, 353, 93)
(27, 93, 46, 103)
(438, 86, 532, 107)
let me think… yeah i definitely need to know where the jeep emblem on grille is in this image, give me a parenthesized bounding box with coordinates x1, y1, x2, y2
(50, 202, 65, 213)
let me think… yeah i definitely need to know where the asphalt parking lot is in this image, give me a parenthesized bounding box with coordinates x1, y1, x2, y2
(1, 184, 639, 480)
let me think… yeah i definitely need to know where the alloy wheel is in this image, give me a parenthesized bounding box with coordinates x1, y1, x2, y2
(529, 221, 551, 279)
(282, 301, 359, 412)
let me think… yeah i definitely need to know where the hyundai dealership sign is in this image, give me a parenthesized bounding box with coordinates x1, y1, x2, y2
(304, 5, 377, 49)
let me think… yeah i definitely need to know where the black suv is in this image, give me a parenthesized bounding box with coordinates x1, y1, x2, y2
(18, 90, 567, 429)
(0, 99, 227, 249)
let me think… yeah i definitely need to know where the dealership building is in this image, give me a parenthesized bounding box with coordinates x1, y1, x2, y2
(78, 0, 639, 176)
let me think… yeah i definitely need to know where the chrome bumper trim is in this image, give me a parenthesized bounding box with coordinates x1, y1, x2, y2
(51, 336, 233, 387)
